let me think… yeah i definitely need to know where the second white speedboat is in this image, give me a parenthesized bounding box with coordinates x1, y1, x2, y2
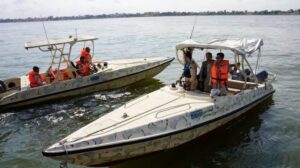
(43, 38, 276, 166)
(0, 35, 173, 111)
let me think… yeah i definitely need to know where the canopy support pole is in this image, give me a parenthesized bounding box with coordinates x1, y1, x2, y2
(49, 45, 57, 68)
(234, 52, 237, 65)
(254, 48, 261, 74)
(54, 44, 65, 82)
(244, 56, 258, 85)
(241, 56, 247, 89)
(92, 40, 95, 59)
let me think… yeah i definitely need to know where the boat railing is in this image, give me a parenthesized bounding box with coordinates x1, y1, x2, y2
(64, 95, 183, 143)
(74, 101, 208, 141)
(154, 102, 210, 119)
(154, 103, 192, 118)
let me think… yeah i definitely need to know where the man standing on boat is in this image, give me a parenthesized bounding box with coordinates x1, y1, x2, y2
(178, 50, 198, 90)
(211, 53, 229, 96)
(28, 66, 44, 88)
(81, 47, 98, 74)
(198, 52, 214, 92)
(81, 47, 92, 64)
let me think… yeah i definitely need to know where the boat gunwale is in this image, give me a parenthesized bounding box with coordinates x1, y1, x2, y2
(42, 89, 275, 157)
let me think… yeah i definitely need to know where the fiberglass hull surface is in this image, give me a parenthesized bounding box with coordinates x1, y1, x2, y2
(0, 57, 174, 111)
(43, 85, 275, 166)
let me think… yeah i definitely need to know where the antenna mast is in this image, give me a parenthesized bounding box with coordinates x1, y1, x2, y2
(41, 16, 51, 51)
(189, 16, 198, 39)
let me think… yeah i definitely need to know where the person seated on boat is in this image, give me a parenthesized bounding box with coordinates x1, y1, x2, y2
(230, 62, 241, 80)
(28, 66, 45, 88)
(81, 47, 92, 64)
(52, 69, 71, 81)
(76, 57, 90, 76)
(198, 52, 214, 92)
(211, 52, 229, 96)
(178, 51, 198, 90)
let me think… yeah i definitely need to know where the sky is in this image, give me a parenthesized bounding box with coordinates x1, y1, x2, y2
(1, 0, 299, 19)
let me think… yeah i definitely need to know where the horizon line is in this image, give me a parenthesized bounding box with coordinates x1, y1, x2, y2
(1, 9, 299, 23)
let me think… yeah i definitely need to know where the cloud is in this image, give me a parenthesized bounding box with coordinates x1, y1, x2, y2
(0, 0, 299, 18)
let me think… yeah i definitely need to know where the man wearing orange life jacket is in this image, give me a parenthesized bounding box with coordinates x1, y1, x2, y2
(211, 52, 229, 96)
(76, 57, 90, 76)
(28, 66, 44, 88)
(81, 47, 92, 64)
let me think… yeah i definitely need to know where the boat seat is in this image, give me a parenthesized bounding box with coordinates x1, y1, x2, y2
(227, 80, 257, 90)
(227, 88, 241, 95)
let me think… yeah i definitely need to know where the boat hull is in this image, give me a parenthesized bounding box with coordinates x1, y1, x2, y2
(0, 58, 173, 111)
(44, 90, 274, 166)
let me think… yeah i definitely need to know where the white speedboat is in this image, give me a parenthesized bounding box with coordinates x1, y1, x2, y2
(0, 35, 173, 110)
(43, 38, 276, 166)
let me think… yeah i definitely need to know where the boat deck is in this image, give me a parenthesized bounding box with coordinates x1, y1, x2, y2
(63, 86, 214, 143)
(61, 80, 266, 144)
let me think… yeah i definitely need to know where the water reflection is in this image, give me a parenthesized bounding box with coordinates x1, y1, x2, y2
(112, 97, 274, 168)
(0, 79, 164, 167)
(2, 78, 164, 113)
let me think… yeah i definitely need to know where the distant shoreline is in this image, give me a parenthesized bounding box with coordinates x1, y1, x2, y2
(1, 10, 299, 23)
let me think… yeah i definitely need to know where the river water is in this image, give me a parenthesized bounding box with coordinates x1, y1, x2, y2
(0, 16, 300, 168)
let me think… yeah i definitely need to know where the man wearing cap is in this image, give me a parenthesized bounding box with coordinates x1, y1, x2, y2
(28, 66, 44, 88)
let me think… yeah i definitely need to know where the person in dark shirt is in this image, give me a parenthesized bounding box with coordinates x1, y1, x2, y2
(198, 52, 214, 92)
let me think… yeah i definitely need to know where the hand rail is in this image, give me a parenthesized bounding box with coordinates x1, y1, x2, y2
(155, 103, 192, 118)
(64, 94, 183, 143)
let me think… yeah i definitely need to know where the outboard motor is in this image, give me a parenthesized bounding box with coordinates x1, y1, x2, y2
(244, 69, 251, 76)
(256, 70, 269, 82)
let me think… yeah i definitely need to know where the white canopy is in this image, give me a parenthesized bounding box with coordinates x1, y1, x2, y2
(25, 35, 98, 49)
(176, 38, 263, 56)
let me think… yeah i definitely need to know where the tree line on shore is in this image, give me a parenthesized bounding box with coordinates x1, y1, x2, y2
(1, 9, 300, 23)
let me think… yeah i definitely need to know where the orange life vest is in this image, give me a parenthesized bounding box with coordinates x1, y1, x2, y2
(81, 49, 92, 64)
(28, 71, 43, 88)
(83, 62, 91, 76)
(211, 60, 229, 85)
(52, 69, 69, 80)
(76, 61, 90, 76)
(46, 70, 55, 83)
